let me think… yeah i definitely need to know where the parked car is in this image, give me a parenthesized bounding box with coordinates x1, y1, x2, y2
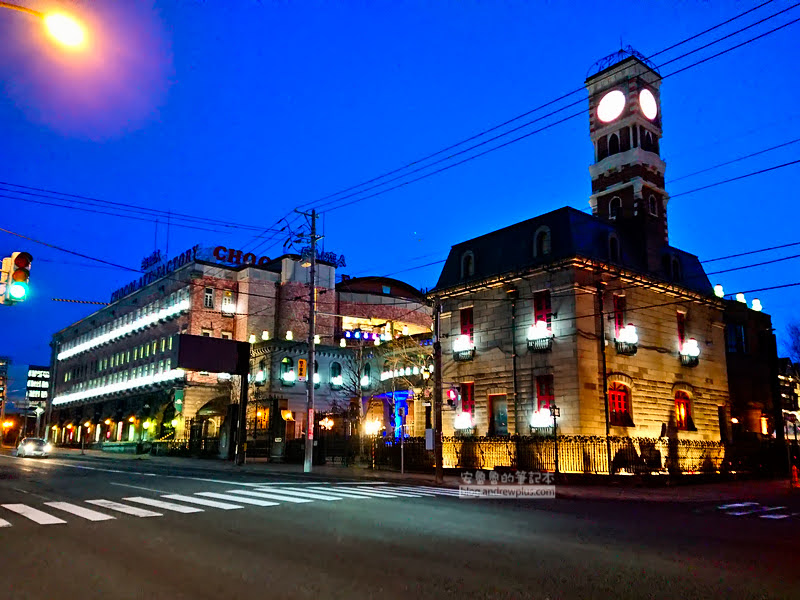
(17, 438, 52, 458)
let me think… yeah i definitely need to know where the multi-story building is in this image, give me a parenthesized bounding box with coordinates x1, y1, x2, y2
(431, 50, 742, 443)
(778, 358, 800, 442)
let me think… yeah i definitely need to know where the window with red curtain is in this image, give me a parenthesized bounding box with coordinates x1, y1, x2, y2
(460, 307, 474, 340)
(675, 391, 691, 429)
(613, 295, 626, 338)
(677, 312, 686, 346)
(609, 382, 631, 425)
(536, 375, 554, 411)
(533, 290, 552, 327)
(460, 382, 474, 415)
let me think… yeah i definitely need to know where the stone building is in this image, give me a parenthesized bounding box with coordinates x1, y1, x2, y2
(430, 51, 740, 442)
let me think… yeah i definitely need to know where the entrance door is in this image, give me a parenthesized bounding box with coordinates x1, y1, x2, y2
(489, 394, 508, 436)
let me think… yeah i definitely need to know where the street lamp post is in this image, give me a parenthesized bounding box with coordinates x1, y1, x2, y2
(550, 403, 560, 476)
(0, 2, 86, 48)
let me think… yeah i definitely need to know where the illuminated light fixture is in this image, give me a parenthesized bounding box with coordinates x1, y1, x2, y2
(84, 421, 91, 428)
(761, 416, 769, 436)
(527, 320, 554, 352)
(281, 410, 294, 421)
(615, 324, 638, 356)
(44, 13, 86, 48)
(170, 418, 179, 428)
(331, 374, 343, 387)
(380, 332, 391, 341)
(597, 90, 626, 123)
(262, 330, 269, 340)
(412, 366, 420, 375)
(104, 419, 111, 425)
(313, 373, 320, 384)
(142, 421, 151, 430)
(529, 410, 552, 428)
(51, 369, 187, 406)
(282, 369, 296, 383)
(402, 325, 409, 336)
(129, 416, 135, 423)
(314, 334, 320, 345)
(360, 375, 370, 387)
(454, 412, 473, 430)
(344, 331, 352, 339)
(255, 370, 266, 383)
(354, 331, 361, 339)
(731, 417, 740, 424)
(222, 303, 236, 316)
(339, 338, 346, 348)
(736, 293, 746, 304)
(217, 373, 231, 381)
(364, 419, 382, 436)
(8, 282, 27, 300)
(319, 417, 334, 430)
(714, 284, 724, 298)
(374, 338, 381, 346)
(248, 334, 256, 344)
(285, 331, 293, 341)
(380, 371, 390, 382)
(751, 298, 762, 312)
(57, 299, 190, 361)
(452, 334, 475, 361)
(66, 423, 73, 429)
(680, 338, 700, 358)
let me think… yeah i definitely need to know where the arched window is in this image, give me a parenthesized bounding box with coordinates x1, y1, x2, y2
(608, 133, 620, 156)
(609, 382, 632, 426)
(461, 251, 475, 279)
(280, 357, 295, 386)
(533, 226, 551, 257)
(675, 391, 692, 430)
(644, 130, 653, 151)
(609, 235, 620, 262)
(330, 361, 342, 389)
(649, 195, 658, 216)
(609, 197, 622, 220)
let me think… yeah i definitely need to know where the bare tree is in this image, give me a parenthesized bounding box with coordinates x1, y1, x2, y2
(788, 321, 800, 363)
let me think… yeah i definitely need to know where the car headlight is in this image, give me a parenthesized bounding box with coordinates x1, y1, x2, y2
(44, 444, 52, 452)
(24, 444, 33, 451)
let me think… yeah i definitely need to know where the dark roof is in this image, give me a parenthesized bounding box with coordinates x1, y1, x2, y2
(336, 276, 425, 302)
(433, 206, 711, 296)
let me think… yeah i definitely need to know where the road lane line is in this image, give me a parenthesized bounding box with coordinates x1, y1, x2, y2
(254, 488, 343, 501)
(86, 499, 162, 517)
(196, 492, 278, 507)
(396, 486, 461, 496)
(2, 504, 66, 525)
(760, 513, 790, 519)
(110, 482, 175, 494)
(123, 497, 204, 513)
(162, 494, 243, 510)
(45, 502, 115, 521)
(305, 487, 392, 498)
(223, 489, 313, 503)
(351, 486, 424, 498)
(0, 519, 10, 527)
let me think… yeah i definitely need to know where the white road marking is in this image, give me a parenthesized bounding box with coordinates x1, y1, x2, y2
(760, 513, 790, 519)
(352, 487, 424, 498)
(123, 497, 204, 513)
(110, 482, 174, 494)
(306, 487, 391, 498)
(162, 494, 243, 510)
(45, 502, 115, 522)
(397, 486, 461, 496)
(0, 519, 11, 527)
(86, 499, 162, 517)
(2, 504, 66, 525)
(224, 489, 313, 503)
(717, 502, 759, 510)
(385, 486, 438, 496)
(255, 487, 342, 501)
(195, 492, 278, 507)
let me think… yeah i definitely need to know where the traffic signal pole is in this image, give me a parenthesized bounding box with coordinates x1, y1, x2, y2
(303, 209, 318, 474)
(433, 297, 444, 484)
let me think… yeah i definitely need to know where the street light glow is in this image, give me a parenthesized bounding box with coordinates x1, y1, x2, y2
(44, 13, 86, 48)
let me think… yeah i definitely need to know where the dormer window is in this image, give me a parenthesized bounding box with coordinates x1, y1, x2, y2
(533, 226, 551, 258)
(460, 251, 475, 279)
(609, 197, 621, 220)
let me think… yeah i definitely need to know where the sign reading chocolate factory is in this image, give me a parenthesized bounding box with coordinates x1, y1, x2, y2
(111, 246, 199, 303)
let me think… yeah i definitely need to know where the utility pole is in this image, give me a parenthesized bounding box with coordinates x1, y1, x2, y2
(299, 209, 319, 474)
(433, 297, 444, 484)
(597, 281, 612, 474)
(507, 288, 519, 434)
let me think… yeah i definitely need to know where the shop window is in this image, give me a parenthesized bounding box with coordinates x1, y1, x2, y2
(675, 391, 692, 430)
(609, 382, 633, 426)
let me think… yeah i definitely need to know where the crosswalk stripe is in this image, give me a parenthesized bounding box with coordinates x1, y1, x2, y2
(717, 502, 759, 510)
(123, 497, 204, 513)
(224, 489, 313, 503)
(45, 502, 115, 522)
(393, 486, 460, 496)
(255, 487, 342, 501)
(351, 486, 423, 498)
(86, 499, 162, 517)
(760, 513, 790, 519)
(2, 504, 66, 525)
(0, 519, 10, 527)
(386, 486, 438, 496)
(306, 487, 393, 498)
(162, 494, 243, 510)
(196, 492, 278, 507)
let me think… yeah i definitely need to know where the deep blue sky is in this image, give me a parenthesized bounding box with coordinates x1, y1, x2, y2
(1, 1, 799, 391)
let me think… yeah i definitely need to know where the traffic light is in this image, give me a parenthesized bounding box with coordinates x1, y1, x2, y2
(1, 252, 32, 304)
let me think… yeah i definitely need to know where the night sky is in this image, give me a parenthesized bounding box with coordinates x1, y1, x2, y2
(1, 1, 799, 395)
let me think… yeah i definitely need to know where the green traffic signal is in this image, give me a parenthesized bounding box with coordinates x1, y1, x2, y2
(8, 281, 28, 300)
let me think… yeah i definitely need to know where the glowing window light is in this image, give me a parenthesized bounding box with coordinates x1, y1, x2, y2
(52, 369, 186, 406)
(714, 284, 724, 298)
(616, 324, 638, 345)
(679, 338, 700, 358)
(597, 90, 626, 123)
(527, 320, 554, 340)
(57, 299, 190, 361)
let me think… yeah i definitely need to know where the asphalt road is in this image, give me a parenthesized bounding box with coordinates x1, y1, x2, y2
(0, 451, 798, 600)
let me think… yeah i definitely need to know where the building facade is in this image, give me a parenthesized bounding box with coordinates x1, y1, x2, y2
(431, 52, 741, 443)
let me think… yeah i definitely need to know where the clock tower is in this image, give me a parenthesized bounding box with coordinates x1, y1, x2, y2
(586, 49, 668, 271)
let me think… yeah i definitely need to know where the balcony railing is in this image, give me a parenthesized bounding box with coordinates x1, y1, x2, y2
(614, 340, 638, 356)
(527, 337, 553, 353)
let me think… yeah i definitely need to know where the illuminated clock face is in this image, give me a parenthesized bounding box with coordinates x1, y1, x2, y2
(639, 88, 658, 120)
(596, 90, 626, 123)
